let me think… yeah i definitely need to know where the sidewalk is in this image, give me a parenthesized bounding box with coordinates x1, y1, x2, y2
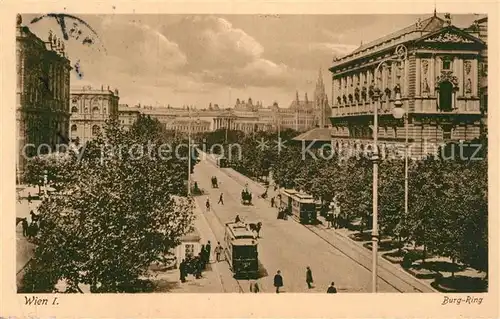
(215, 162, 436, 292)
(153, 200, 229, 293)
(16, 185, 42, 280)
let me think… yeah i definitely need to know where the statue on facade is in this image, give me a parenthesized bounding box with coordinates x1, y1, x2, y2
(415, 18, 422, 29)
(16, 14, 22, 26)
(465, 78, 472, 94)
(422, 78, 430, 94)
(444, 13, 452, 26)
(48, 30, 53, 43)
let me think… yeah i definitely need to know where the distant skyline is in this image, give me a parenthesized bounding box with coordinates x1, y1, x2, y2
(22, 13, 480, 109)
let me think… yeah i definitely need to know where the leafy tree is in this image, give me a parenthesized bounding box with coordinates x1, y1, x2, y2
(378, 159, 407, 248)
(22, 118, 195, 293)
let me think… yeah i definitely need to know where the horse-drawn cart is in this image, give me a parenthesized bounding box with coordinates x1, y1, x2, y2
(211, 176, 218, 188)
(241, 189, 252, 205)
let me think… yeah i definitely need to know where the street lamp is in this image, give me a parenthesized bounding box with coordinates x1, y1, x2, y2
(391, 91, 409, 249)
(370, 44, 407, 293)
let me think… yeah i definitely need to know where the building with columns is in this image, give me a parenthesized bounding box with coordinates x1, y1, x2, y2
(464, 16, 488, 138)
(69, 85, 120, 145)
(16, 14, 71, 175)
(328, 13, 486, 158)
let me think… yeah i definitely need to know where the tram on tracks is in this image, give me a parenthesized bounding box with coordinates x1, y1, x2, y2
(224, 221, 259, 279)
(279, 189, 317, 224)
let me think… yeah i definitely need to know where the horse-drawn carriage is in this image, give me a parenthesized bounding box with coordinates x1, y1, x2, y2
(211, 176, 218, 188)
(241, 188, 252, 205)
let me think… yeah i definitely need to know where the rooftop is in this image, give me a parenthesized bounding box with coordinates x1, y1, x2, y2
(332, 14, 445, 67)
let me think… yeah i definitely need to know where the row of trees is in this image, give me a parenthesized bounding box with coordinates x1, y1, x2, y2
(201, 129, 488, 274)
(21, 115, 197, 292)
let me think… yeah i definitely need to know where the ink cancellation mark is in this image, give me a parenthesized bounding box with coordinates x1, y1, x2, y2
(29, 13, 106, 53)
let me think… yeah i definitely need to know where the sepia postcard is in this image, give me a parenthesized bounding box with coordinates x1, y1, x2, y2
(0, 0, 498, 318)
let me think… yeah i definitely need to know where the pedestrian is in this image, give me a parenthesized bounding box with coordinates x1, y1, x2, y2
(179, 259, 187, 283)
(205, 198, 210, 211)
(206, 241, 212, 263)
(27, 192, 32, 204)
(271, 197, 275, 208)
(214, 242, 223, 262)
(273, 270, 283, 293)
(218, 193, 224, 205)
(235, 215, 241, 223)
(21, 218, 28, 237)
(327, 211, 334, 228)
(195, 256, 203, 279)
(306, 266, 314, 289)
(200, 244, 206, 266)
(327, 281, 337, 293)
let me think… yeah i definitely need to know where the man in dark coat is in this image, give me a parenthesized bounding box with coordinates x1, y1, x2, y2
(179, 259, 187, 283)
(200, 245, 206, 268)
(271, 197, 275, 208)
(206, 241, 212, 264)
(327, 282, 337, 293)
(274, 270, 283, 293)
(306, 266, 314, 289)
(218, 193, 224, 205)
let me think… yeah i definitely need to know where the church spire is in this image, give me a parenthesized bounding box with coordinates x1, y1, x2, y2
(317, 68, 324, 86)
(296, 90, 299, 102)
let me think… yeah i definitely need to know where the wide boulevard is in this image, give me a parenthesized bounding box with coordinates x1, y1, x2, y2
(192, 154, 402, 293)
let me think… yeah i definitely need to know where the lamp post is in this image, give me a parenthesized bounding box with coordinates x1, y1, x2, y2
(188, 106, 192, 196)
(370, 44, 407, 293)
(391, 89, 409, 244)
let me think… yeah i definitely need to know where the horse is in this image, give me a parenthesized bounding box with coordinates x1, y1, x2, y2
(249, 222, 262, 238)
(241, 189, 252, 205)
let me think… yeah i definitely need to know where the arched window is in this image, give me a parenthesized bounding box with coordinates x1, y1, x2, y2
(439, 81, 453, 112)
(92, 106, 100, 114)
(71, 106, 78, 113)
(92, 125, 100, 136)
(71, 124, 77, 132)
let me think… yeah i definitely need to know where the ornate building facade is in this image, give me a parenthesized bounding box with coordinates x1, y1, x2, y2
(16, 15, 71, 174)
(329, 13, 486, 158)
(69, 85, 120, 145)
(118, 104, 141, 131)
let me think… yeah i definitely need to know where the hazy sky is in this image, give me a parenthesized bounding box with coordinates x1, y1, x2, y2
(22, 13, 479, 108)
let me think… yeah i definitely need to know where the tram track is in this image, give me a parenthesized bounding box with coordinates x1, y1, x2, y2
(201, 153, 428, 293)
(194, 170, 255, 293)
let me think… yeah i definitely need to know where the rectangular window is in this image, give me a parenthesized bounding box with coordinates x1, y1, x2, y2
(442, 59, 451, 70)
(443, 125, 452, 140)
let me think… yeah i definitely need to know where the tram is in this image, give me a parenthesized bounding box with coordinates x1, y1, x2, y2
(279, 189, 317, 224)
(224, 221, 259, 279)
